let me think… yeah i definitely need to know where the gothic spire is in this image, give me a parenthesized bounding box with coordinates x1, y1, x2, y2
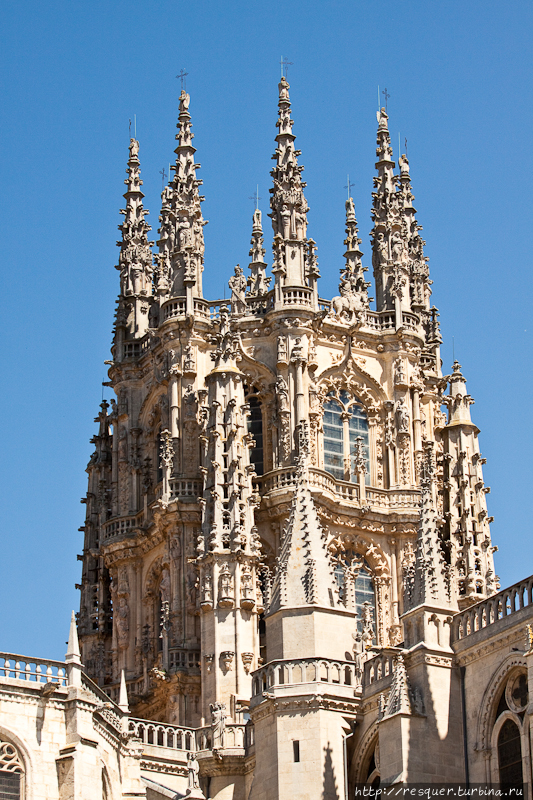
(382, 655, 413, 717)
(246, 208, 270, 297)
(269, 77, 317, 306)
(338, 197, 371, 310)
(408, 442, 451, 609)
(156, 89, 207, 307)
(115, 138, 154, 337)
(396, 154, 432, 313)
(269, 435, 338, 613)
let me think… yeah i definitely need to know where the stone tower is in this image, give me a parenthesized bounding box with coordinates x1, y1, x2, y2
(77, 81, 496, 795)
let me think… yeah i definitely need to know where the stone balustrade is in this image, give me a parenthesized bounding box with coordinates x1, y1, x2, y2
(362, 648, 403, 689)
(452, 575, 533, 642)
(196, 723, 251, 752)
(282, 286, 313, 306)
(102, 511, 145, 541)
(251, 657, 359, 699)
(129, 718, 196, 751)
(259, 467, 420, 511)
(0, 653, 67, 686)
(161, 297, 187, 321)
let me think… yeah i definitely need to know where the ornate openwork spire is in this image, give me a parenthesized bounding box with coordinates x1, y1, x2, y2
(331, 198, 371, 323)
(156, 90, 207, 306)
(408, 442, 451, 609)
(115, 139, 154, 337)
(396, 154, 432, 314)
(269, 77, 316, 305)
(269, 438, 338, 612)
(246, 209, 270, 297)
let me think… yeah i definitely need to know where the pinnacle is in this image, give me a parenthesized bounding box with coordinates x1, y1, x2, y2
(115, 138, 154, 301)
(66, 610, 81, 663)
(269, 446, 338, 613)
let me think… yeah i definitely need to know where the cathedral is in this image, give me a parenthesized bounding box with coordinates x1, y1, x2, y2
(1, 78, 532, 800)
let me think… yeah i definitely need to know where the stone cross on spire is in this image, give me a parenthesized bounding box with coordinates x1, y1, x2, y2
(156, 89, 207, 310)
(269, 77, 315, 307)
(115, 138, 154, 338)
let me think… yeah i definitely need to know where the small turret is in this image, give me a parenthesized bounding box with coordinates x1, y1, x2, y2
(156, 90, 207, 310)
(115, 138, 154, 339)
(331, 197, 371, 323)
(269, 439, 339, 613)
(370, 109, 397, 314)
(440, 362, 497, 607)
(269, 77, 317, 309)
(396, 154, 432, 313)
(246, 208, 270, 298)
(409, 442, 451, 610)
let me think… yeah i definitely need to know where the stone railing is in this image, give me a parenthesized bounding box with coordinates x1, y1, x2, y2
(259, 467, 420, 511)
(129, 718, 196, 751)
(452, 576, 533, 642)
(282, 286, 313, 306)
(195, 723, 250, 752)
(251, 657, 359, 698)
(318, 298, 331, 313)
(0, 653, 67, 686)
(161, 297, 187, 321)
(102, 511, 145, 541)
(168, 478, 202, 502)
(362, 648, 403, 689)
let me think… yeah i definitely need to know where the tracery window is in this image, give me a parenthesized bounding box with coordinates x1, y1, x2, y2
(0, 739, 24, 800)
(491, 671, 527, 791)
(323, 391, 369, 484)
(498, 719, 523, 790)
(334, 556, 376, 638)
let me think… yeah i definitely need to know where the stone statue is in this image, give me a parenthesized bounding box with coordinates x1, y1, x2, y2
(275, 376, 289, 412)
(187, 752, 200, 790)
(391, 231, 406, 264)
(116, 597, 130, 649)
(210, 702, 227, 748)
(229, 265, 247, 315)
(129, 138, 139, 157)
(159, 568, 171, 603)
(394, 357, 406, 385)
(280, 204, 291, 239)
(395, 398, 410, 433)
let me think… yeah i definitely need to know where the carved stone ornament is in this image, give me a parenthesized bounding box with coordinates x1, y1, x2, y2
(241, 652, 254, 674)
(204, 654, 214, 674)
(220, 651, 235, 673)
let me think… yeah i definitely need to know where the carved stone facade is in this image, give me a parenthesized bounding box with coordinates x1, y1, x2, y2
(40, 78, 528, 799)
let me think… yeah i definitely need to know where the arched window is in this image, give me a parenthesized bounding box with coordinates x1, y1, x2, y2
(498, 719, 523, 790)
(0, 739, 24, 800)
(323, 391, 369, 484)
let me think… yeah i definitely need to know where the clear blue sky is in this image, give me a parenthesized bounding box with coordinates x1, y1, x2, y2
(0, 0, 531, 661)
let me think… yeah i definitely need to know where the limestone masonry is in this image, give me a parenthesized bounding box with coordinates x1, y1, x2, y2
(1, 78, 532, 799)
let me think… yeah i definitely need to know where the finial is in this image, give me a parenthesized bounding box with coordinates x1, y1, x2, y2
(66, 610, 81, 664)
(118, 669, 130, 713)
